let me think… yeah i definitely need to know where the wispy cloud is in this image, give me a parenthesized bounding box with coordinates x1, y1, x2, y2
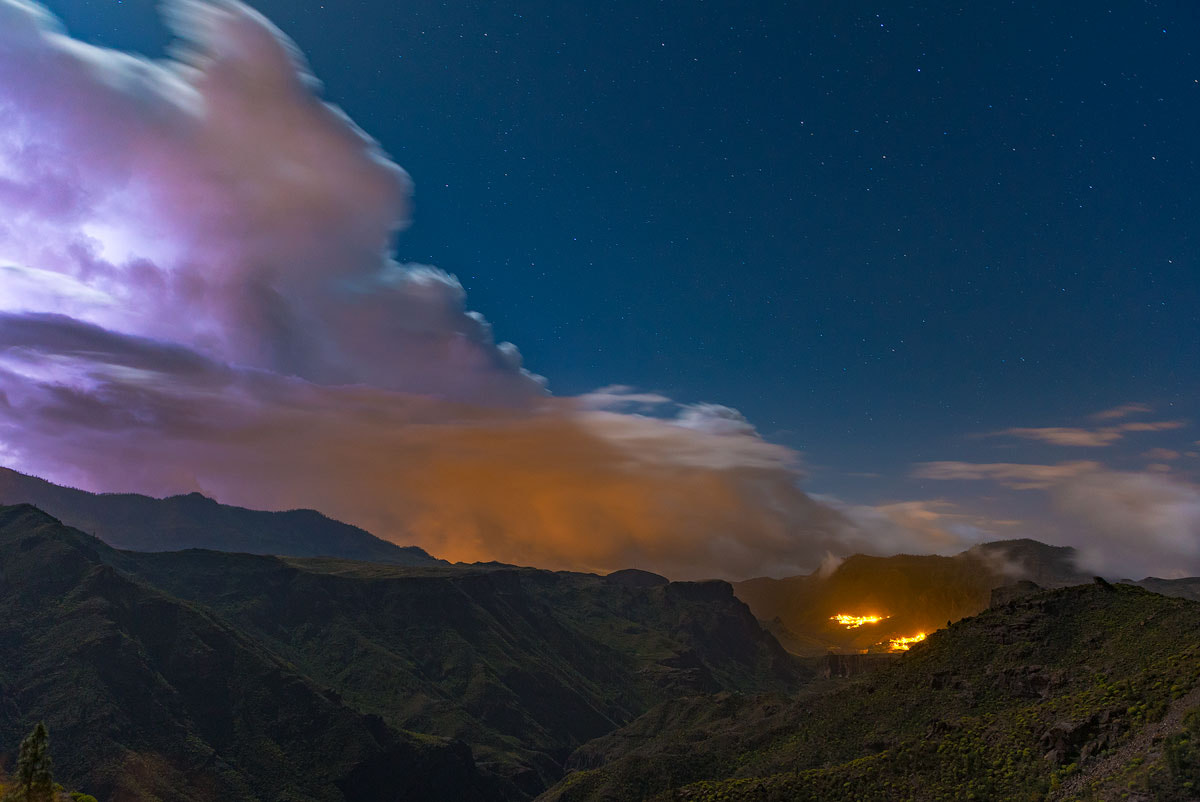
(1090, 402, 1152, 421)
(912, 460, 1100, 489)
(987, 420, 1186, 447)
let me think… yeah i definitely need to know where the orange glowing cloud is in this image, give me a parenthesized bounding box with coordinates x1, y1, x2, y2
(0, 1, 1002, 581)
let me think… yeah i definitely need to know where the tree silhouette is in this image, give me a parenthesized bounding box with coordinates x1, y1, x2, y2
(2, 722, 54, 802)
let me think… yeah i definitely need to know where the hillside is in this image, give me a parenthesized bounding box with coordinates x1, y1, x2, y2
(108, 554, 807, 796)
(540, 580, 1200, 801)
(0, 505, 494, 802)
(0, 504, 806, 800)
(0, 467, 440, 565)
(733, 539, 1092, 655)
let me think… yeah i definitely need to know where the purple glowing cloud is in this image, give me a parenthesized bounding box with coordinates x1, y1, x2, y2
(0, 0, 1083, 578)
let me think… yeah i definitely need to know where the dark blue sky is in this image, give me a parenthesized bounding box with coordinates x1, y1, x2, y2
(48, 0, 1198, 507)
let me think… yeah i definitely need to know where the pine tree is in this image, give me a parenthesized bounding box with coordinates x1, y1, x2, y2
(2, 722, 54, 802)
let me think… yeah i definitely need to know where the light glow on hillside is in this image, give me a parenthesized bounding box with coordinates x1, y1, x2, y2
(888, 632, 927, 651)
(831, 613, 889, 629)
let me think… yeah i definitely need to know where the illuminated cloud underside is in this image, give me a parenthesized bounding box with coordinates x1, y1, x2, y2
(0, 0, 993, 579)
(2, 1, 1192, 580)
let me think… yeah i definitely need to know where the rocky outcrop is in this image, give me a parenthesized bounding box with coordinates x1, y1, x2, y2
(1039, 708, 1126, 765)
(990, 580, 1043, 607)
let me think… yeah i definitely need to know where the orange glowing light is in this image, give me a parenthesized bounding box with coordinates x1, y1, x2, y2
(830, 613, 889, 629)
(888, 632, 927, 651)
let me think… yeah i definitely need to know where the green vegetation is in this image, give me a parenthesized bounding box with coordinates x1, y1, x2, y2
(0, 724, 97, 802)
(3, 499, 1198, 802)
(0, 505, 496, 802)
(540, 583, 1200, 801)
(0, 504, 804, 801)
(110, 552, 806, 796)
(3, 723, 54, 802)
(1159, 707, 1200, 799)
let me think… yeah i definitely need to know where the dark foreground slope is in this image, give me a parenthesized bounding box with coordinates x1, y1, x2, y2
(110, 556, 807, 797)
(0, 467, 440, 565)
(540, 581, 1200, 801)
(0, 505, 806, 800)
(0, 505, 493, 802)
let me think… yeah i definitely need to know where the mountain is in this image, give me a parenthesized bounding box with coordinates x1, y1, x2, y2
(0, 504, 806, 800)
(0, 505, 494, 802)
(733, 539, 1093, 656)
(539, 580, 1200, 801)
(108, 554, 807, 797)
(1127, 576, 1200, 602)
(0, 467, 440, 565)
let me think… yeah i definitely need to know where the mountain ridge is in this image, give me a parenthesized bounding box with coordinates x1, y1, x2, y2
(0, 503, 807, 800)
(732, 538, 1200, 656)
(538, 580, 1200, 801)
(0, 467, 441, 565)
(0, 504, 495, 802)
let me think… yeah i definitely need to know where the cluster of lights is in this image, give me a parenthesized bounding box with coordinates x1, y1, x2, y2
(830, 613, 929, 653)
(830, 613, 889, 629)
(888, 632, 927, 652)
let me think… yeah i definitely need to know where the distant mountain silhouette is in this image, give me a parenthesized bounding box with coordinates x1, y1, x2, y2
(0, 467, 441, 565)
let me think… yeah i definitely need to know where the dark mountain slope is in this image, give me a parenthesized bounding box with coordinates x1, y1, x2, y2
(0, 505, 493, 802)
(539, 581, 1200, 801)
(0, 467, 439, 564)
(109, 551, 807, 797)
(1132, 576, 1200, 602)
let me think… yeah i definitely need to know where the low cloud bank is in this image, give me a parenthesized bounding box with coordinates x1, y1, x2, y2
(915, 460, 1200, 578)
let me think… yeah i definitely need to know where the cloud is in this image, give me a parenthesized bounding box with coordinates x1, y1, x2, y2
(1142, 448, 1182, 461)
(991, 427, 1124, 447)
(0, 0, 973, 580)
(0, 0, 542, 401)
(822, 498, 998, 556)
(1052, 470, 1200, 579)
(912, 460, 1100, 489)
(914, 459, 1200, 578)
(988, 420, 1187, 448)
(1118, 421, 1187, 434)
(0, 312, 859, 579)
(1090, 402, 1152, 421)
(576, 385, 674, 412)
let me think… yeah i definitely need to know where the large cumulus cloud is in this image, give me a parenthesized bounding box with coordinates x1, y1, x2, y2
(0, 0, 536, 395)
(0, 0, 971, 579)
(0, 312, 871, 578)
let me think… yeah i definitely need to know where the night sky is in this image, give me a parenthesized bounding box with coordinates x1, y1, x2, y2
(2, 0, 1198, 577)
